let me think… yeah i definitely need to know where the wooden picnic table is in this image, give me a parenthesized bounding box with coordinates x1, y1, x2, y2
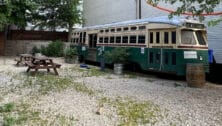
(15, 54, 33, 66)
(25, 56, 61, 75)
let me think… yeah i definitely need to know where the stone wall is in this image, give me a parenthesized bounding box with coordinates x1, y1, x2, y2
(5, 40, 70, 56)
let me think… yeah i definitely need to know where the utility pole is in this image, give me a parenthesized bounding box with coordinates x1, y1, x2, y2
(136, 0, 142, 19)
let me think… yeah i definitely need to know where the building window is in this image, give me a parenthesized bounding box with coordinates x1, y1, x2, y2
(172, 31, 176, 44)
(122, 36, 128, 43)
(110, 36, 115, 43)
(130, 35, 137, 43)
(105, 29, 109, 32)
(138, 35, 145, 44)
(164, 32, 169, 44)
(149, 32, 153, 44)
(116, 36, 121, 43)
(139, 26, 146, 30)
(100, 30, 104, 33)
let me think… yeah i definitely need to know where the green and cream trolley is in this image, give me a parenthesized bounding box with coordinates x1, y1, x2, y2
(71, 16, 209, 76)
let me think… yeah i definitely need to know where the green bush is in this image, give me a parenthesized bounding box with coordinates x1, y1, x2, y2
(64, 47, 77, 58)
(31, 46, 41, 55)
(30, 40, 65, 57)
(104, 47, 130, 64)
(40, 45, 47, 55)
(45, 40, 64, 57)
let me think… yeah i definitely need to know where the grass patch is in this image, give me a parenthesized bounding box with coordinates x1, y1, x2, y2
(0, 102, 47, 126)
(21, 74, 73, 95)
(0, 102, 77, 126)
(99, 97, 164, 126)
(16, 73, 96, 96)
(72, 82, 95, 96)
(122, 74, 137, 79)
(66, 66, 106, 77)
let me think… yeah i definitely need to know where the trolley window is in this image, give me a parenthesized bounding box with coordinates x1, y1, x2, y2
(196, 31, 206, 45)
(104, 37, 109, 43)
(149, 52, 154, 64)
(117, 28, 122, 32)
(105, 29, 109, 32)
(131, 26, 137, 31)
(130, 36, 137, 43)
(164, 52, 169, 65)
(122, 36, 128, 43)
(149, 32, 154, 44)
(181, 30, 196, 45)
(110, 36, 115, 43)
(156, 32, 160, 44)
(83, 32, 86, 43)
(138, 35, 145, 44)
(116, 36, 121, 43)
(172, 52, 176, 65)
(99, 37, 103, 43)
(164, 32, 169, 44)
(72, 38, 76, 43)
(156, 53, 160, 63)
(79, 32, 82, 43)
(110, 29, 115, 32)
(123, 27, 129, 31)
(172, 31, 176, 44)
(139, 26, 146, 30)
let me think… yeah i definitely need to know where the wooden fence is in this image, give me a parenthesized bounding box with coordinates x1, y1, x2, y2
(8, 30, 68, 42)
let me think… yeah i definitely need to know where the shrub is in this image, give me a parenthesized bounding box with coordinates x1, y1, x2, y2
(46, 40, 64, 57)
(104, 47, 130, 64)
(31, 46, 41, 55)
(64, 47, 77, 58)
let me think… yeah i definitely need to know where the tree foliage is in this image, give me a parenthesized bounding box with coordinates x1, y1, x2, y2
(0, 0, 36, 29)
(147, 0, 222, 24)
(32, 0, 82, 31)
(0, 0, 82, 34)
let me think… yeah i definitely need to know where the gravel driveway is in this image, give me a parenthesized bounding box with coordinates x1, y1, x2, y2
(0, 57, 221, 126)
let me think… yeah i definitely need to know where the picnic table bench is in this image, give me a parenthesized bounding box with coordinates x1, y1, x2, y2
(25, 56, 61, 75)
(15, 54, 33, 66)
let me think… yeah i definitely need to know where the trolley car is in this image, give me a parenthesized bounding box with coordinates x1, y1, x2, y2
(71, 16, 209, 76)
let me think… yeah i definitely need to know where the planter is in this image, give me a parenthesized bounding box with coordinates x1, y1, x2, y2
(65, 56, 78, 64)
(114, 63, 123, 75)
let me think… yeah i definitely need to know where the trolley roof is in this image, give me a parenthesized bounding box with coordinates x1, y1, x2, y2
(79, 16, 202, 30)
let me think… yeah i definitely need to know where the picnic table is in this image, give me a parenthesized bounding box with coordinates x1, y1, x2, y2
(25, 56, 61, 75)
(15, 54, 33, 66)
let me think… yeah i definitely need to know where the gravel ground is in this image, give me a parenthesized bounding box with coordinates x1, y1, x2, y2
(0, 56, 221, 126)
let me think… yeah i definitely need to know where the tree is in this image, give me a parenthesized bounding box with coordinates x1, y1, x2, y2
(147, 0, 222, 25)
(33, 0, 82, 41)
(0, 0, 36, 30)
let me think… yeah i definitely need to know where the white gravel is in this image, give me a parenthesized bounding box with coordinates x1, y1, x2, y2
(0, 56, 221, 126)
